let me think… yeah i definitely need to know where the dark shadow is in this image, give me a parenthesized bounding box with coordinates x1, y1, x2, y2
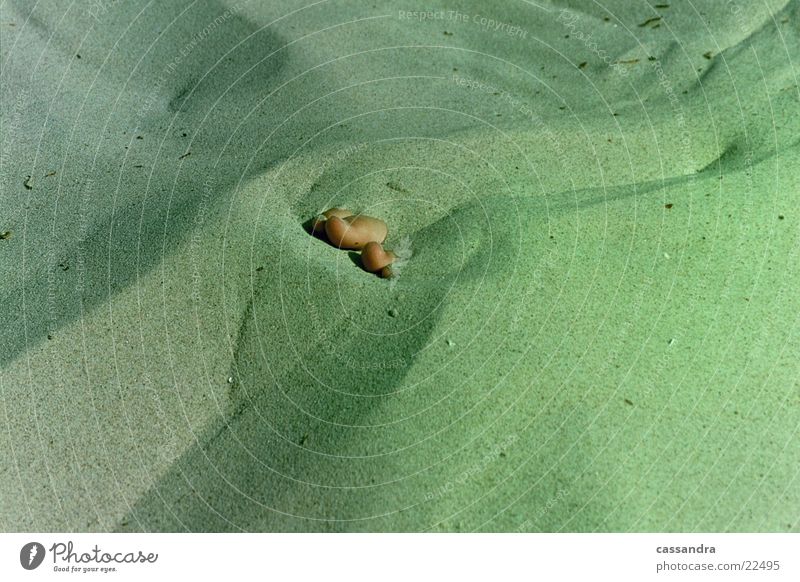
(116, 257, 449, 531)
(1, 1, 291, 367)
(301, 217, 319, 236)
(347, 251, 362, 269)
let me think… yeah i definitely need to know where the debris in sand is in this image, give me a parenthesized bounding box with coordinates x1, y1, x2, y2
(638, 16, 662, 28)
(386, 181, 409, 194)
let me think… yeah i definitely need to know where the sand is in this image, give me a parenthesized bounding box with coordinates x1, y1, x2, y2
(1, 0, 798, 532)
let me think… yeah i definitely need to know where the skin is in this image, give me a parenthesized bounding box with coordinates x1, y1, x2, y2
(361, 241, 395, 274)
(311, 207, 353, 236)
(324, 214, 387, 250)
(310, 209, 394, 277)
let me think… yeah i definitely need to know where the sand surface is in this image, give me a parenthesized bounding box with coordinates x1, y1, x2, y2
(1, 0, 799, 531)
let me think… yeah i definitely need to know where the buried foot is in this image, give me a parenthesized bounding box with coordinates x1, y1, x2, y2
(324, 214, 388, 250)
(361, 241, 395, 278)
(309, 208, 399, 278)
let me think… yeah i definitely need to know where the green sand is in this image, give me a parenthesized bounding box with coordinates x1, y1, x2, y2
(1, 0, 798, 531)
